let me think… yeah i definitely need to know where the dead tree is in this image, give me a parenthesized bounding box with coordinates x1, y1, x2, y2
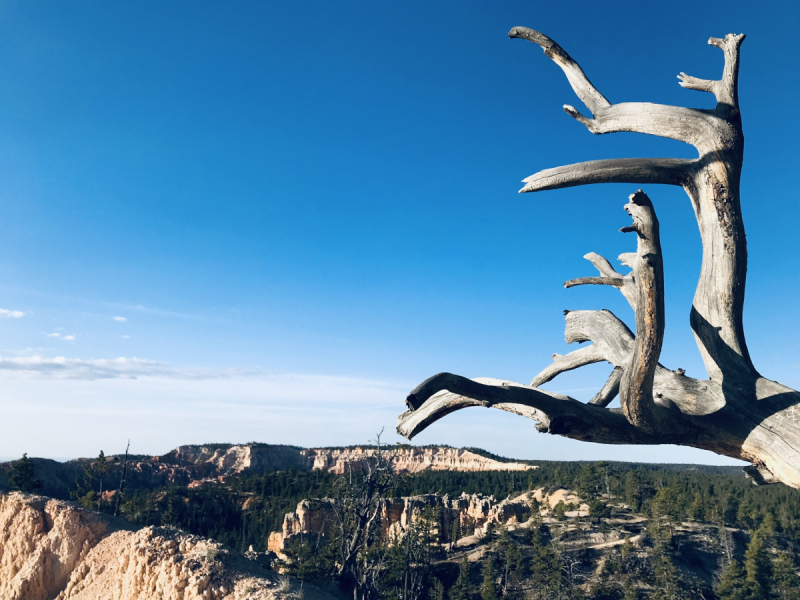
(397, 27, 800, 488)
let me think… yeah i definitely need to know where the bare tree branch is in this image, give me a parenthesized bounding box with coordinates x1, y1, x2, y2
(590, 367, 623, 407)
(519, 158, 694, 193)
(398, 373, 646, 444)
(399, 28, 800, 489)
(617, 191, 665, 433)
(530, 344, 605, 388)
(565, 252, 637, 310)
(507, 27, 610, 114)
(678, 34, 744, 113)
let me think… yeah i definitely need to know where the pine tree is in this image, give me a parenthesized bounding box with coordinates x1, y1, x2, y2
(717, 560, 749, 600)
(770, 552, 800, 600)
(624, 471, 643, 511)
(622, 585, 638, 600)
(449, 557, 473, 600)
(7, 453, 43, 492)
(428, 578, 445, 600)
(744, 530, 771, 599)
(688, 492, 705, 522)
(72, 450, 113, 512)
(480, 557, 499, 600)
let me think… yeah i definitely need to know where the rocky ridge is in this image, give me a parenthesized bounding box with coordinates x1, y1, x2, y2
(167, 444, 536, 477)
(0, 445, 535, 499)
(0, 491, 329, 600)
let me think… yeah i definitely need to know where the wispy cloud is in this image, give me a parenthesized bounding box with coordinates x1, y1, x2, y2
(47, 332, 61, 338)
(0, 355, 262, 381)
(62, 335, 76, 341)
(0, 308, 24, 319)
(113, 316, 127, 322)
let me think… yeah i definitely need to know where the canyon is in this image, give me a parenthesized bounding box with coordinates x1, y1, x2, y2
(0, 491, 323, 600)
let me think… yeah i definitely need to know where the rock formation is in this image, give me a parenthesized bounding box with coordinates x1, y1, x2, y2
(267, 490, 540, 557)
(0, 492, 330, 600)
(1, 445, 536, 499)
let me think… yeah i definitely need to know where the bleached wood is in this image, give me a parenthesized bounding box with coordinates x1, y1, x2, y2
(519, 158, 693, 193)
(617, 191, 665, 433)
(589, 367, 622, 407)
(398, 27, 800, 489)
(514, 27, 751, 381)
(565, 252, 637, 310)
(530, 345, 605, 388)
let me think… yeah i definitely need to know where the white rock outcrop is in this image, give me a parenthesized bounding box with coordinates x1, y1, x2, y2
(0, 492, 330, 600)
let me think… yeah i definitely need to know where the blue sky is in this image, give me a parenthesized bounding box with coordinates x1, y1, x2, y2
(1, 1, 798, 463)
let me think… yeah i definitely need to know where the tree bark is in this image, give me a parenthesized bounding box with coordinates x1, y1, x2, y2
(398, 28, 800, 489)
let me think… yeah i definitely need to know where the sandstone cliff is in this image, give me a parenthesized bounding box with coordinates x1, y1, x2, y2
(267, 490, 540, 556)
(299, 446, 535, 475)
(163, 444, 535, 478)
(0, 492, 330, 600)
(0, 444, 536, 499)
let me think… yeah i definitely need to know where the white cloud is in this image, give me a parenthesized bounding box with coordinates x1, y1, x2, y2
(0, 308, 24, 319)
(47, 332, 61, 338)
(61, 335, 76, 341)
(122, 335, 130, 339)
(0, 355, 263, 381)
(113, 316, 127, 322)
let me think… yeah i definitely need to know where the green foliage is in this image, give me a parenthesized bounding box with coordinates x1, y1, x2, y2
(743, 530, 771, 599)
(552, 500, 568, 521)
(279, 537, 336, 587)
(7, 453, 43, 492)
(688, 492, 705, 521)
(588, 499, 611, 522)
(449, 558, 474, 600)
(479, 556, 499, 600)
(717, 560, 750, 600)
(69, 457, 800, 600)
(71, 450, 112, 512)
(771, 552, 800, 600)
(579, 462, 603, 500)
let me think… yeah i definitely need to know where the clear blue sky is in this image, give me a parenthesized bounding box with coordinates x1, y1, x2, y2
(1, 1, 798, 463)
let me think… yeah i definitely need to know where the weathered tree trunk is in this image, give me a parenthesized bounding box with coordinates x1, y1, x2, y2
(398, 28, 800, 488)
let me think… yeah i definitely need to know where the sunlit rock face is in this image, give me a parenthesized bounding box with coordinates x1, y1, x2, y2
(0, 492, 332, 600)
(267, 490, 535, 558)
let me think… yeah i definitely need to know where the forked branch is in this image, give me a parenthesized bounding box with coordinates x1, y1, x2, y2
(399, 27, 800, 489)
(564, 251, 637, 310)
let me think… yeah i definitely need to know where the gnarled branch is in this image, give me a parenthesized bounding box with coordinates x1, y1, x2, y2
(512, 27, 752, 382)
(507, 27, 610, 114)
(399, 27, 800, 489)
(617, 191, 665, 433)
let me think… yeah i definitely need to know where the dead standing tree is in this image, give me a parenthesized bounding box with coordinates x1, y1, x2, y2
(397, 28, 800, 488)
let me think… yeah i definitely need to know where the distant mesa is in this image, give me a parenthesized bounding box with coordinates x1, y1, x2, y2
(164, 443, 537, 479)
(0, 443, 536, 499)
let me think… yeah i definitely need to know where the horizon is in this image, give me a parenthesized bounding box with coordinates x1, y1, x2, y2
(2, 1, 799, 466)
(0, 441, 755, 472)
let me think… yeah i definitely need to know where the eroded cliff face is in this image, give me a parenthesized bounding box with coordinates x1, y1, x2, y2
(300, 447, 536, 475)
(267, 490, 538, 556)
(168, 444, 535, 479)
(1, 445, 536, 499)
(0, 492, 328, 600)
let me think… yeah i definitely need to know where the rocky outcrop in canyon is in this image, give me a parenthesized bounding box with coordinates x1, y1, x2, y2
(0, 492, 328, 600)
(267, 489, 552, 556)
